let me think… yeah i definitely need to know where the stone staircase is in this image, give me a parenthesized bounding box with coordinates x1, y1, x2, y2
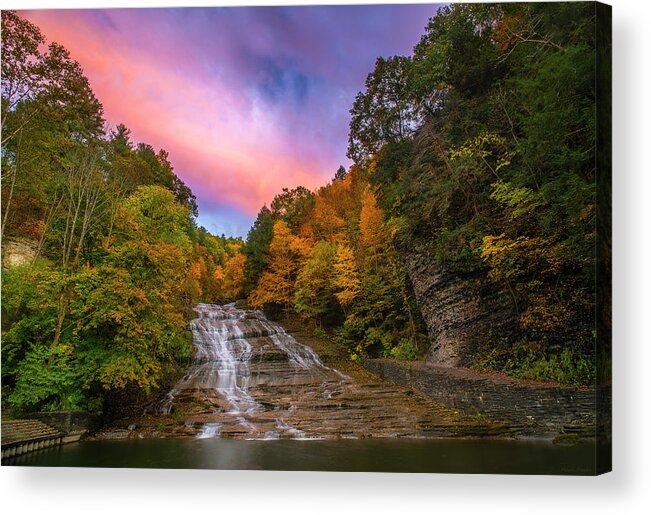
(1, 419, 64, 460)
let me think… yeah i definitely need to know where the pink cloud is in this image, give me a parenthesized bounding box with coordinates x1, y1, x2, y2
(18, 5, 436, 232)
(21, 9, 334, 217)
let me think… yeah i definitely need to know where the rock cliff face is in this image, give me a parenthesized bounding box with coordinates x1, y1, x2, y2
(400, 246, 518, 367)
(1, 237, 38, 268)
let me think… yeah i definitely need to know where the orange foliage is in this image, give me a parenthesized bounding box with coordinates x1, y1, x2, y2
(359, 187, 387, 250)
(492, 15, 523, 50)
(222, 253, 246, 300)
(187, 259, 204, 302)
(310, 195, 345, 239)
(212, 264, 225, 283)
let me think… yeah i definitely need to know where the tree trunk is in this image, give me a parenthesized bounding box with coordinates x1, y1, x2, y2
(1, 166, 17, 237)
(1, 131, 22, 237)
(51, 285, 68, 349)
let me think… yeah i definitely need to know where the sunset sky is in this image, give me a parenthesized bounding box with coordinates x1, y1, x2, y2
(21, 5, 440, 237)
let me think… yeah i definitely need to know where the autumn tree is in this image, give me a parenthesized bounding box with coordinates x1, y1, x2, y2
(359, 187, 387, 251)
(249, 220, 309, 311)
(310, 195, 345, 240)
(1, 10, 104, 238)
(221, 251, 247, 301)
(333, 242, 361, 308)
(294, 241, 341, 325)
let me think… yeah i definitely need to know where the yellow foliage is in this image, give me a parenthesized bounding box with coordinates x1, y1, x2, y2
(359, 187, 386, 250)
(481, 233, 563, 282)
(249, 221, 308, 308)
(334, 243, 361, 306)
(222, 253, 246, 300)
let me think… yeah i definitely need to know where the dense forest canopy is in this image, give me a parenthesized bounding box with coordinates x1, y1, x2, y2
(1, 3, 605, 415)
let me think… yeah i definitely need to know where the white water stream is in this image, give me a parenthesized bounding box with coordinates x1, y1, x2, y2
(160, 303, 346, 439)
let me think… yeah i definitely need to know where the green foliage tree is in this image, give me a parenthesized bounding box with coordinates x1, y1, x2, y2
(269, 186, 315, 231)
(347, 56, 417, 165)
(294, 241, 340, 325)
(242, 205, 274, 295)
(1, 10, 104, 239)
(334, 165, 347, 181)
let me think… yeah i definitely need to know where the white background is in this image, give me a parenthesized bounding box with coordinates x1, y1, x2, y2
(1, 0, 649, 513)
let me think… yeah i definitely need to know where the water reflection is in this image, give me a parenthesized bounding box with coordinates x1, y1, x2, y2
(5, 438, 601, 475)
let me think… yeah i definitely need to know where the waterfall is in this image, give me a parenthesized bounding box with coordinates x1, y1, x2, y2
(196, 422, 221, 439)
(161, 303, 348, 439)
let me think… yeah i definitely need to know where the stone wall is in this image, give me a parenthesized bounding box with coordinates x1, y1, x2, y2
(1, 420, 64, 460)
(24, 411, 102, 437)
(365, 359, 606, 436)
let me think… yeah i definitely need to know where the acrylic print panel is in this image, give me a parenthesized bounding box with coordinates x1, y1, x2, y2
(0, 2, 611, 475)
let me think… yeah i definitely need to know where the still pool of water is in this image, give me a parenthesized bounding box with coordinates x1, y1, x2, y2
(3, 438, 603, 475)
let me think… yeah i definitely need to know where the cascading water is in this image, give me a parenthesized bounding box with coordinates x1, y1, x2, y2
(161, 303, 349, 439)
(115, 302, 473, 441)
